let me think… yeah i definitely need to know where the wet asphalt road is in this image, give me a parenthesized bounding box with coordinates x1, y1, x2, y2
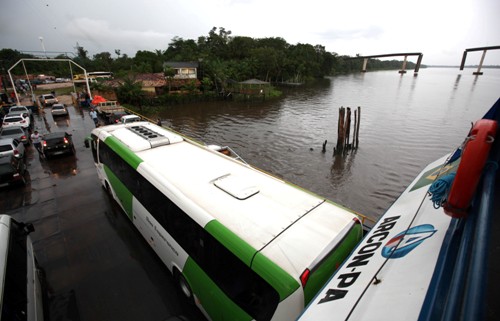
(0, 102, 206, 321)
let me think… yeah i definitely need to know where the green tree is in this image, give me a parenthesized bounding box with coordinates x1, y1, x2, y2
(165, 37, 200, 61)
(93, 52, 113, 71)
(164, 66, 175, 91)
(116, 75, 144, 110)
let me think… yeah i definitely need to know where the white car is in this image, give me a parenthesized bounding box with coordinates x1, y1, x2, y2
(51, 104, 68, 117)
(9, 105, 32, 116)
(2, 113, 31, 129)
(120, 114, 141, 124)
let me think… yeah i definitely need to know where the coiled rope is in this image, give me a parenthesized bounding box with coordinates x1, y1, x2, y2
(428, 172, 456, 209)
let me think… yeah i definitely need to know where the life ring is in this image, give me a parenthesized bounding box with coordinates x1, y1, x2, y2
(443, 119, 497, 218)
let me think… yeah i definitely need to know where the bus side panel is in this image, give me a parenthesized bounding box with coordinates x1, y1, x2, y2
(27, 236, 45, 321)
(303, 222, 363, 304)
(104, 165, 134, 220)
(182, 257, 252, 321)
(132, 199, 189, 273)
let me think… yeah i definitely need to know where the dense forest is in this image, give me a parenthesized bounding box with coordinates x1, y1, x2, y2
(1, 27, 416, 86)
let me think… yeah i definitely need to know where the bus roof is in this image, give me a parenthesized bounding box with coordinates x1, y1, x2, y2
(93, 123, 358, 277)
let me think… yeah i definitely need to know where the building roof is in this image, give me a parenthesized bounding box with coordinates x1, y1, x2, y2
(136, 73, 166, 87)
(102, 73, 201, 89)
(164, 61, 199, 69)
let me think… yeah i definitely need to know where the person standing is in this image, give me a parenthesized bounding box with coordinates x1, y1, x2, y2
(31, 130, 43, 158)
(90, 109, 98, 127)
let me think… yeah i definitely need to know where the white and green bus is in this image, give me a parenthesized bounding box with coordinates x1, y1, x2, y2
(86, 121, 363, 321)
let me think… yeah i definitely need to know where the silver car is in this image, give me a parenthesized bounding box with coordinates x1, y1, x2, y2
(40, 94, 58, 106)
(51, 104, 68, 117)
(0, 138, 25, 159)
(0, 126, 29, 145)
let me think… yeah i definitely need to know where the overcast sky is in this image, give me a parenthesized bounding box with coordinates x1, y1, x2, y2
(1, 0, 499, 65)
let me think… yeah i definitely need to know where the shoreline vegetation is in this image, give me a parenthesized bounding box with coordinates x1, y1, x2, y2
(3, 27, 498, 112)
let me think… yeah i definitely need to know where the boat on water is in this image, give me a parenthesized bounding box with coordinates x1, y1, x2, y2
(297, 97, 500, 321)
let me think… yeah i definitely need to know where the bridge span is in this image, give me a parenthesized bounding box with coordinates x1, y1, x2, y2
(352, 52, 424, 75)
(460, 45, 500, 75)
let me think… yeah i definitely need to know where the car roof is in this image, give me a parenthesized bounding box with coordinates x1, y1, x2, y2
(0, 126, 25, 133)
(0, 137, 16, 144)
(43, 131, 69, 139)
(9, 105, 28, 110)
(6, 111, 27, 116)
(52, 104, 65, 108)
(3, 114, 24, 120)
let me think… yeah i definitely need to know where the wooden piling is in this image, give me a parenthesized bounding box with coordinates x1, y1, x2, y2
(353, 109, 358, 149)
(345, 107, 351, 150)
(355, 106, 361, 148)
(335, 105, 361, 155)
(336, 107, 345, 155)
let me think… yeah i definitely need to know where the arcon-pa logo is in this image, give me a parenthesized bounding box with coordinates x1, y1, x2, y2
(381, 224, 437, 259)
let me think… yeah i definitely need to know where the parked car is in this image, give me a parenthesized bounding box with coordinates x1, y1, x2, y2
(106, 111, 128, 124)
(0, 126, 29, 145)
(42, 132, 75, 158)
(0, 155, 26, 187)
(2, 113, 31, 129)
(40, 94, 58, 106)
(51, 104, 68, 117)
(9, 105, 32, 116)
(120, 114, 141, 124)
(0, 138, 25, 159)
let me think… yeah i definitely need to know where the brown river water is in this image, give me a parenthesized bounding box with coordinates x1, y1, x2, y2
(157, 68, 500, 223)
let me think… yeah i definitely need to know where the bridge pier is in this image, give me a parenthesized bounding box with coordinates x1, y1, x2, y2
(362, 58, 368, 72)
(473, 50, 487, 75)
(353, 52, 423, 76)
(398, 55, 408, 74)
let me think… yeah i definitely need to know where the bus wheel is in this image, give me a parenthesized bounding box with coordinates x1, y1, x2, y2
(176, 271, 194, 304)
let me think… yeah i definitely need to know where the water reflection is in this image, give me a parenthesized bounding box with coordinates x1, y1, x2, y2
(40, 155, 78, 178)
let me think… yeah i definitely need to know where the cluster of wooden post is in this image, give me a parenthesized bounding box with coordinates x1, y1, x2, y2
(334, 106, 361, 155)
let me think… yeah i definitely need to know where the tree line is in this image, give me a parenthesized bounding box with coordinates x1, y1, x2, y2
(1, 27, 417, 88)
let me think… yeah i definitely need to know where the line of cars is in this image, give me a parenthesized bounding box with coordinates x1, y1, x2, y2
(0, 104, 75, 188)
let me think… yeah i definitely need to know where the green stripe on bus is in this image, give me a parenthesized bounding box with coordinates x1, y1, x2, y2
(183, 257, 252, 321)
(105, 136, 143, 170)
(251, 252, 300, 300)
(204, 220, 257, 266)
(303, 222, 363, 304)
(205, 220, 299, 301)
(103, 165, 134, 220)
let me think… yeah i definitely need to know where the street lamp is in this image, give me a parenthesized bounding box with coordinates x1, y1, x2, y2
(39, 36, 47, 58)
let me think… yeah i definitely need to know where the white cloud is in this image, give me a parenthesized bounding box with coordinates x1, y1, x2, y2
(64, 18, 172, 55)
(0, 0, 498, 65)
